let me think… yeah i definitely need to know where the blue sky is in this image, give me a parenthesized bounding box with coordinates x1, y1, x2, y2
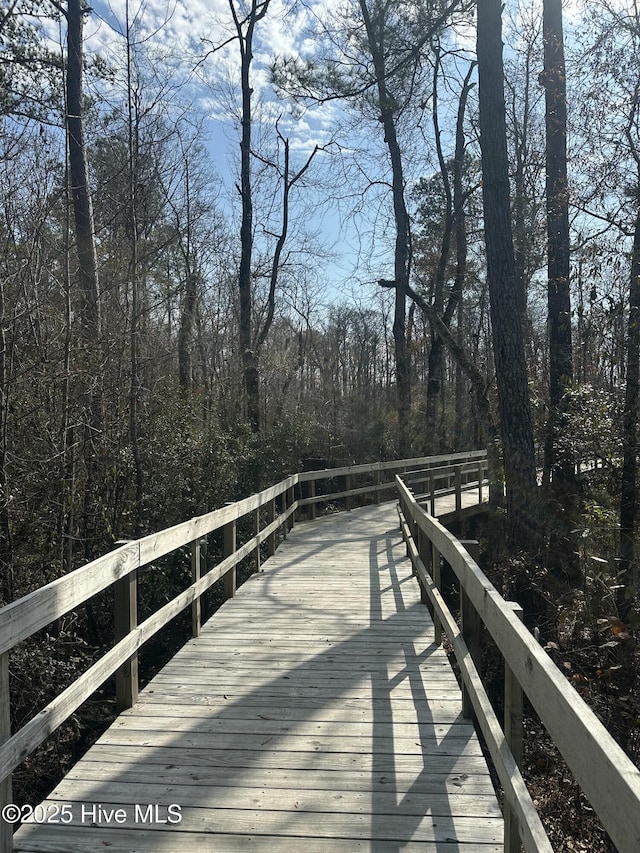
(79, 0, 429, 302)
(80, 0, 364, 290)
(66, 0, 601, 307)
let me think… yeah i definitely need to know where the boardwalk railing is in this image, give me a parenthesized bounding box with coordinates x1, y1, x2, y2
(397, 474, 640, 853)
(0, 450, 485, 851)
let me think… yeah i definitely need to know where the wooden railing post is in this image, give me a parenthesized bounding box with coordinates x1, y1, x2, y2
(407, 513, 414, 558)
(417, 525, 432, 610)
(504, 601, 524, 853)
(374, 467, 381, 504)
(345, 473, 352, 511)
(290, 484, 297, 528)
(429, 474, 435, 515)
(455, 465, 462, 520)
(282, 487, 295, 528)
(114, 568, 138, 713)
(0, 652, 12, 853)
(308, 479, 317, 521)
(460, 540, 482, 719)
(431, 543, 442, 645)
(289, 485, 298, 530)
(253, 508, 261, 573)
(191, 538, 201, 638)
(223, 518, 236, 600)
(478, 460, 484, 504)
(282, 490, 288, 539)
(267, 498, 276, 555)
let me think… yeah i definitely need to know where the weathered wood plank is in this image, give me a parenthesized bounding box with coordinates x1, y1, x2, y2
(405, 522, 553, 853)
(0, 542, 140, 656)
(397, 476, 640, 853)
(58, 742, 492, 774)
(0, 452, 486, 659)
(49, 780, 502, 818)
(14, 826, 502, 853)
(132, 695, 465, 719)
(119, 699, 465, 723)
(0, 653, 11, 853)
(154, 655, 452, 670)
(64, 761, 493, 793)
(14, 501, 501, 853)
(110, 715, 475, 739)
(296, 450, 486, 482)
(135, 693, 466, 711)
(91, 728, 486, 758)
(20, 803, 503, 843)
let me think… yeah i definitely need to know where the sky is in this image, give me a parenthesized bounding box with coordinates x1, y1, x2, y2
(79, 0, 428, 301)
(49, 0, 610, 306)
(84, 0, 341, 163)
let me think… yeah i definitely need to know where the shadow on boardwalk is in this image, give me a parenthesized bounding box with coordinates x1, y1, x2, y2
(14, 505, 502, 852)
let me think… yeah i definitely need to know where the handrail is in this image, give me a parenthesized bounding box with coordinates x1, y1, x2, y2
(0, 449, 486, 852)
(396, 473, 640, 853)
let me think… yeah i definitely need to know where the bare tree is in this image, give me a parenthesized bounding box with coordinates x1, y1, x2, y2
(64, 0, 105, 557)
(274, 0, 467, 455)
(65, 0, 101, 348)
(476, 0, 539, 547)
(575, 0, 640, 606)
(541, 0, 579, 579)
(422, 53, 477, 451)
(228, 0, 270, 431)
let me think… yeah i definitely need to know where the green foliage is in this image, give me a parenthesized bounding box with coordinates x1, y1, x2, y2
(117, 385, 314, 536)
(272, 0, 469, 120)
(10, 628, 95, 730)
(0, 2, 63, 120)
(557, 384, 622, 468)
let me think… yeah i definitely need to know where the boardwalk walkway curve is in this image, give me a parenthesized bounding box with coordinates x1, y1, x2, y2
(0, 451, 639, 851)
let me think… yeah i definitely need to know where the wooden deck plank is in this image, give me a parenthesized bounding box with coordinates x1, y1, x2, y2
(108, 716, 475, 738)
(47, 780, 503, 818)
(20, 806, 503, 842)
(14, 502, 502, 852)
(59, 743, 493, 774)
(91, 729, 486, 757)
(117, 699, 467, 723)
(14, 827, 503, 853)
(63, 761, 493, 792)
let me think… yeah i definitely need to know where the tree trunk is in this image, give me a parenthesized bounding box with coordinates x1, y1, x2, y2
(476, 0, 539, 548)
(126, 5, 144, 531)
(542, 0, 579, 580)
(510, 30, 535, 340)
(67, 0, 105, 557)
(178, 272, 198, 390)
(0, 276, 13, 603)
(58, 161, 74, 575)
(233, 0, 266, 432)
(359, 0, 411, 456)
(454, 296, 465, 447)
(425, 61, 475, 452)
(67, 0, 100, 346)
(619, 202, 640, 609)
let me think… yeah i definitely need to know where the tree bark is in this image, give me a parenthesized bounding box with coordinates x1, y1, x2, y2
(66, 0, 100, 346)
(0, 276, 13, 603)
(178, 272, 198, 390)
(126, 3, 144, 531)
(425, 60, 475, 452)
(476, 0, 539, 548)
(619, 202, 640, 608)
(67, 0, 105, 558)
(542, 0, 579, 580)
(359, 0, 411, 456)
(233, 0, 267, 432)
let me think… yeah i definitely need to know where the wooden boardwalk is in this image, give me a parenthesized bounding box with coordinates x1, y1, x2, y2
(15, 502, 502, 852)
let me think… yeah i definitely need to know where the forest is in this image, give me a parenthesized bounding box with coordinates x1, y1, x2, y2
(1, 0, 640, 848)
